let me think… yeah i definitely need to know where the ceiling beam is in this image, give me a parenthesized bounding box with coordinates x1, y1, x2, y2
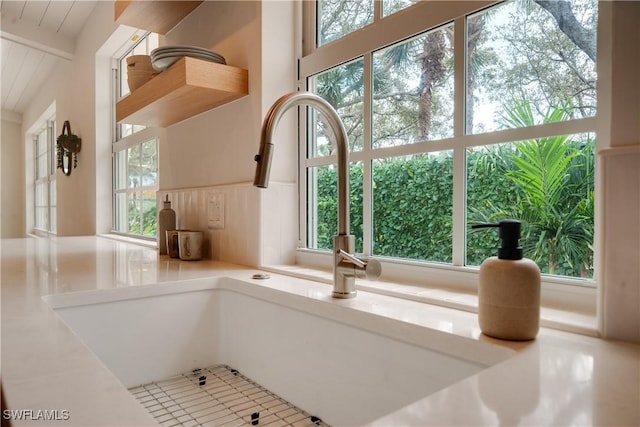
(1, 108, 23, 124)
(0, 14, 75, 60)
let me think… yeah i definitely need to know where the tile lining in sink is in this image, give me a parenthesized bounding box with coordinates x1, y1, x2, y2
(129, 365, 329, 427)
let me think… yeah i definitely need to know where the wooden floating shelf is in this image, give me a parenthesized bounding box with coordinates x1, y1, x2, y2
(116, 57, 249, 127)
(114, 0, 203, 34)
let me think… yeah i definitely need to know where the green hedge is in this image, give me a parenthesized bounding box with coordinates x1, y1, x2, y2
(314, 143, 593, 278)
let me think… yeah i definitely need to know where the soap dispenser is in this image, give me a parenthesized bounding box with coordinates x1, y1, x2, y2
(472, 220, 541, 340)
(158, 195, 176, 255)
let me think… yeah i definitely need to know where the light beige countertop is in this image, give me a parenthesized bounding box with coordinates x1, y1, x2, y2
(1, 236, 639, 426)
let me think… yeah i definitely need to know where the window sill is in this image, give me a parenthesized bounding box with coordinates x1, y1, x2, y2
(29, 230, 57, 238)
(261, 263, 599, 338)
(98, 233, 157, 248)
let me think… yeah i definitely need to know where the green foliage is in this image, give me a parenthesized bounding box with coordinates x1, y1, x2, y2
(314, 101, 595, 278)
(466, 144, 521, 265)
(315, 154, 454, 263)
(372, 154, 453, 262)
(468, 99, 594, 277)
(128, 199, 157, 237)
(313, 164, 364, 252)
(310, 0, 596, 278)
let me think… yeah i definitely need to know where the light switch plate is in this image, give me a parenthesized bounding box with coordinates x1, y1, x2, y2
(208, 193, 225, 229)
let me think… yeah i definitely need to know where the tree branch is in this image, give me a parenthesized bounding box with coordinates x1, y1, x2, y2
(534, 0, 597, 62)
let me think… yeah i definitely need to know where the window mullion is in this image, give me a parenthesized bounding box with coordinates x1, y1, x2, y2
(362, 52, 373, 256)
(452, 16, 467, 266)
(299, 78, 309, 249)
(373, 0, 381, 23)
(452, 148, 466, 266)
(47, 120, 56, 233)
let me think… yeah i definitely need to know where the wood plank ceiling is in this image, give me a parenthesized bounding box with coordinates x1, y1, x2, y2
(1, 0, 97, 117)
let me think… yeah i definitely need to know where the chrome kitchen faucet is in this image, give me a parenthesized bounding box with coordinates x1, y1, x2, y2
(253, 92, 381, 298)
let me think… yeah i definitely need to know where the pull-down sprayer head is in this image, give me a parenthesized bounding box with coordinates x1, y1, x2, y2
(253, 92, 381, 298)
(253, 92, 350, 236)
(253, 142, 273, 188)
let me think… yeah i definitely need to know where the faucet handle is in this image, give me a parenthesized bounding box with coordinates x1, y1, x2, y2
(338, 249, 365, 268)
(338, 250, 382, 280)
(360, 258, 382, 280)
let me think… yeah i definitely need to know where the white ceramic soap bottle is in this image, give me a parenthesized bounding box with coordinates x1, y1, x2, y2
(472, 220, 541, 340)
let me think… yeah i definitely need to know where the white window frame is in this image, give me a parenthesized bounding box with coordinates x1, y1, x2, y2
(297, 0, 598, 312)
(33, 118, 56, 235)
(111, 32, 160, 240)
(112, 131, 159, 238)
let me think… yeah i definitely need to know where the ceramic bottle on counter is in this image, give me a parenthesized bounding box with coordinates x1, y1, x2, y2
(472, 219, 541, 340)
(158, 195, 176, 255)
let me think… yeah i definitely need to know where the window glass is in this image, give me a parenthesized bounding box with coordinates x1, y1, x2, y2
(382, 0, 415, 17)
(118, 33, 159, 99)
(373, 152, 453, 262)
(49, 179, 56, 234)
(36, 128, 48, 179)
(123, 139, 159, 189)
(308, 58, 364, 156)
(114, 150, 127, 190)
(113, 139, 158, 236)
(317, 0, 373, 46)
(114, 192, 127, 233)
(119, 123, 146, 139)
(372, 24, 454, 148)
(34, 190, 45, 229)
(307, 163, 363, 253)
(141, 139, 158, 185)
(467, 133, 595, 278)
(127, 144, 141, 188)
(127, 189, 157, 237)
(466, 0, 597, 134)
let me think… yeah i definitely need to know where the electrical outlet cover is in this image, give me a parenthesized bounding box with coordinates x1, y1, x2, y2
(208, 193, 225, 229)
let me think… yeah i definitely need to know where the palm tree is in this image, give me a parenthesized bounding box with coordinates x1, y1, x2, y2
(498, 99, 594, 276)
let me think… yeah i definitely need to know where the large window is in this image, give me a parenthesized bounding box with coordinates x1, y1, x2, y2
(112, 32, 159, 238)
(34, 119, 56, 234)
(301, 0, 596, 280)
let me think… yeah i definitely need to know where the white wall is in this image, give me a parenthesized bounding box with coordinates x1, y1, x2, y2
(1, 115, 25, 238)
(162, 0, 261, 190)
(596, 2, 640, 342)
(158, 1, 298, 265)
(20, 1, 120, 237)
(160, 1, 297, 189)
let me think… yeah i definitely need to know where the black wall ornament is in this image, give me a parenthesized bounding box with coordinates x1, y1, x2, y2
(57, 120, 81, 176)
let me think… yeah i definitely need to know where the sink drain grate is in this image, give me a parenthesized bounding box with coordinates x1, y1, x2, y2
(129, 365, 328, 427)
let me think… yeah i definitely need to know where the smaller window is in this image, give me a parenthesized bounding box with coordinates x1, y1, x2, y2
(113, 138, 158, 237)
(112, 32, 160, 239)
(317, 0, 373, 46)
(465, 0, 597, 134)
(373, 152, 453, 263)
(34, 120, 56, 233)
(307, 162, 364, 254)
(372, 23, 454, 147)
(466, 132, 595, 278)
(382, 0, 415, 17)
(308, 58, 364, 155)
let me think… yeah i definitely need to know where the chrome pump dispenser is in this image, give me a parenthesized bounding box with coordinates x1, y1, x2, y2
(472, 220, 541, 340)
